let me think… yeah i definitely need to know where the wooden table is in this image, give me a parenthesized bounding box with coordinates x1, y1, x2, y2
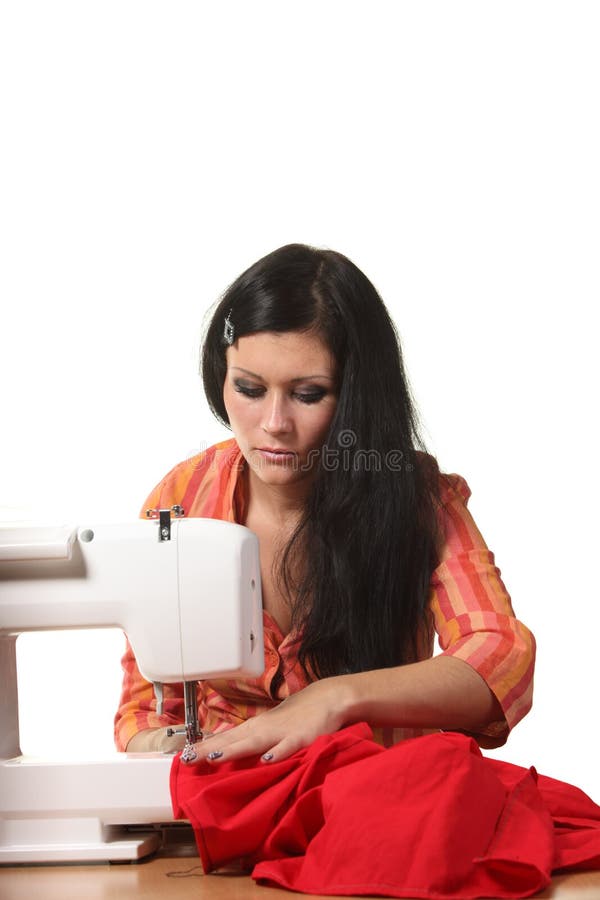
(2, 827, 600, 899)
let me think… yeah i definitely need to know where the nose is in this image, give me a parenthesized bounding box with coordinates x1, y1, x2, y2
(261, 392, 292, 435)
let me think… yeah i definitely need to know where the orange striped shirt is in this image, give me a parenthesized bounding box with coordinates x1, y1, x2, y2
(114, 439, 535, 751)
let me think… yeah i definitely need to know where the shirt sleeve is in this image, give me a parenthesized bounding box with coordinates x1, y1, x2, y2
(428, 474, 536, 748)
(114, 636, 185, 751)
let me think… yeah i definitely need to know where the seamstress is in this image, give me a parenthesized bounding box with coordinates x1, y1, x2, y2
(115, 243, 535, 763)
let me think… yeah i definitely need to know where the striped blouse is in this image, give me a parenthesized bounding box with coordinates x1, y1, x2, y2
(114, 438, 535, 751)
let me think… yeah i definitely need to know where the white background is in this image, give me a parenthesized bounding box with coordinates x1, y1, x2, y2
(1, 3, 598, 797)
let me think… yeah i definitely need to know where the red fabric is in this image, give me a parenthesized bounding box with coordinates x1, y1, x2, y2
(170, 725, 600, 898)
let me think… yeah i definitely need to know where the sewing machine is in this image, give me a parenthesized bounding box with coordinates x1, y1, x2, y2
(0, 510, 264, 864)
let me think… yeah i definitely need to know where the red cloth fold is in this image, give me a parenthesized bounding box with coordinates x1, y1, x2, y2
(170, 725, 600, 898)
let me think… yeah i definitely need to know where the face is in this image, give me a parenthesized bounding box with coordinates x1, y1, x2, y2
(223, 330, 338, 490)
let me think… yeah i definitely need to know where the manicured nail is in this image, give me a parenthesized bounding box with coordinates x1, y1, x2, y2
(181, 746, 197, 763)
(207, 750, 223, 761)
(262, 752, 274, 762)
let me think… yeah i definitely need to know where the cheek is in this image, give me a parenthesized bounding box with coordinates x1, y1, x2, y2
(222, 385, 238, 428)
(304, 406, 336, 445)
(223, 388, 254, 433)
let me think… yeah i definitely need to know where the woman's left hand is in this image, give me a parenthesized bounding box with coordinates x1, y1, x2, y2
(183, 676, 353, 765)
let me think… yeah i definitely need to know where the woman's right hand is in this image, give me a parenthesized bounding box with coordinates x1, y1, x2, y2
(126, 727, 187, 753)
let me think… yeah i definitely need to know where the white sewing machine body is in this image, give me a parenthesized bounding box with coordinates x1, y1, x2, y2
(0, 515, 264, 863)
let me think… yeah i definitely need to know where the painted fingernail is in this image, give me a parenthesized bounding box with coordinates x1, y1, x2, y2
(207, 750, 223, 761)
(262, 752, 274, 762)
(181, 746, 197, 763)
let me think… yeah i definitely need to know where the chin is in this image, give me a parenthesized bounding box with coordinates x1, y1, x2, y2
(249, 460, 309, 486)
(253, 468, 303, 485)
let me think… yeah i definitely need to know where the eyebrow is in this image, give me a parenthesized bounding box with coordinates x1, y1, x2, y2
(230, 366, 335, 383)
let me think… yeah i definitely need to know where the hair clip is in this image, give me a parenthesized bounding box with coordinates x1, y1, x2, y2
(223, 309, 234, 345)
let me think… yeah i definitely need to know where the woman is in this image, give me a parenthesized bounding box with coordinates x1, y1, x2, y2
(115, 243, 535, 764)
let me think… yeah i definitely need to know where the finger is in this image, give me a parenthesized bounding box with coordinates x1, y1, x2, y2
(202, 733, 275, 763)
(181, 721, 252, 761)
(182, 728, 310, 765)
(180, 730, 265, 765)
(259, 736, 306, 763)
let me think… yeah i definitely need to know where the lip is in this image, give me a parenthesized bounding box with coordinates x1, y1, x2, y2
(258, 447, 296, 454)
(255, 447, 297, 464)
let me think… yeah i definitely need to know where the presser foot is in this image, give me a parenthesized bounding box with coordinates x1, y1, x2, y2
(166, 725, 213, 760)
(181, 742, 198, 763)
(179, 731, 214, 762)
(164, 680, 203, 758)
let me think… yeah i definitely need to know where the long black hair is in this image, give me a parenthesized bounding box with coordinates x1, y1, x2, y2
(202, 244, 442, 678)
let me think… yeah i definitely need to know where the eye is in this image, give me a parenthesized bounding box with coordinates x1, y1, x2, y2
(294, 390, 327, 404)
(232, 380, 328, 404)
(234, 383, 264, 399)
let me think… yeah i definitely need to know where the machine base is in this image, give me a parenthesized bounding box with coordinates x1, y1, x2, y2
(0, 753, 175, 864)
(0, 820, 162, 863)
